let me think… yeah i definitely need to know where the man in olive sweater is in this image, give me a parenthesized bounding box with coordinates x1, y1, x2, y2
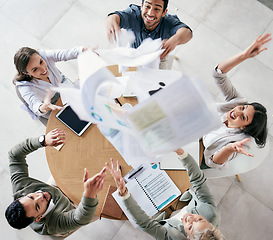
(5, 128, 106, 237)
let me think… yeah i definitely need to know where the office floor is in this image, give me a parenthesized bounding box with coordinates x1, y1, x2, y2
(0, 0, 273, 239)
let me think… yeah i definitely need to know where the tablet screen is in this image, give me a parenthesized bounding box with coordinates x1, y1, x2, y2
(56, 104, 92, 136)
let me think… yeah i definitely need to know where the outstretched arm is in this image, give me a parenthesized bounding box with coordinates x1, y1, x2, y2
(161, 27, 192, 59)
(175, 148, 216, 206)
(8, 128, 66, 193)
(38, 90, 63, 114)
(48, 167, 106, 236)
(211, 138, 253, 165)
(218, 33, 272, 73)
(106, 159, 172, 240)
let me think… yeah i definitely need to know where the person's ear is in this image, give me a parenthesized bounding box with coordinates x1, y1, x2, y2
(34, 215, 42, 223)
(162, 9, 168, 17)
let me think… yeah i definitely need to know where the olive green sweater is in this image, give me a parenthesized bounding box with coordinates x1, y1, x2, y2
(8, 137, 98, 236)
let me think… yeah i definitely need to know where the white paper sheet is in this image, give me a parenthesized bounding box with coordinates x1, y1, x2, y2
(127, 76, 222, 155)
(96, 38, 164, 69)
(54, 47, 221, 165)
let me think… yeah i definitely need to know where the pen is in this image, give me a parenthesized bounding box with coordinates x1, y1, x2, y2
(128, 166, 143, 179)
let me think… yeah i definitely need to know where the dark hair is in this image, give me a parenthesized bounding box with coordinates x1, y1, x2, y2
(13, 47, 39, 82)
(241, 102, 267, 147)
(142, 0, 169, 11)
(5, 199, 34, 229)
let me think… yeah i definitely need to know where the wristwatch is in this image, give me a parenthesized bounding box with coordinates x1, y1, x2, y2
(38, 135, 46, 147)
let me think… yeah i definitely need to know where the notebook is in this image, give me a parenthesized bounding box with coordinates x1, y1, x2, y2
(112, 163, 181, 226)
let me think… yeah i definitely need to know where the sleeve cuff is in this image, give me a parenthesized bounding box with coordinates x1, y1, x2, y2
(81, 195, 99, 207)
(121, 192, 130, 200)
(33, 102, 46, 116)
(177, 151, 189, 160)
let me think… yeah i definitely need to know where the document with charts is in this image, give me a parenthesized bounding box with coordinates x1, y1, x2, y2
(112, 163, 181, 226)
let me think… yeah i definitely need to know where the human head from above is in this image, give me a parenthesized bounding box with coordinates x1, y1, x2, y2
(226, 102, 267, 147)
(14, 47, 49, 82)
(182, 213, 224, 240)
(5, 191, 51, 229)
(141, 0, 168, 31)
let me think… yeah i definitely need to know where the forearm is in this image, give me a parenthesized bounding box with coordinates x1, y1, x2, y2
(178, 154, 204, 185)
(9, 138, 41, 162)
(9, 138, 42, 183)
(74, 195, 98, 222)
(178, 153, 216, 206)
(107, 13, 121, 26)
(170, 27, 192, 46)
(18, 87, 46, 116)
(218, 52, 248, 74)
(51, 196, 98, 235)
(47, 46, 84, 62)
(212, 144, 235, 165)
(123, 195, 167, 239)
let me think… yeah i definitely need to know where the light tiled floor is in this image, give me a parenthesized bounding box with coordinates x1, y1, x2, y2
(0, 0, 273, 239)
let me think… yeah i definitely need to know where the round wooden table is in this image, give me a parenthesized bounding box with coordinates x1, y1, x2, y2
(45, 66, 191, 217)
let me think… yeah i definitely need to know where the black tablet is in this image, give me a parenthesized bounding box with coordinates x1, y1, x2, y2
(56, 104, 92, 136)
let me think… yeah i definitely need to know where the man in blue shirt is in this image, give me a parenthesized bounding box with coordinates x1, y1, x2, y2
(106, 0, 192, 60)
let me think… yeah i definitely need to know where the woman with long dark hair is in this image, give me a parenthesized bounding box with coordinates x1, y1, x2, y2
(202, 33, 271, 169)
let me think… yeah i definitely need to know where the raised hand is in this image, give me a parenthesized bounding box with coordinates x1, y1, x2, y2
(218, 33, 272, 73)
(45, 128, 66, 147)
(228, 138, 254, 157)
(161, 38, 177, 59)
(106, 14, 121, 41)
(243, 33, 272, 59)
(105, 158, 126, 195)
(174, 148, 185, 156)
(83, 167, 107, 199)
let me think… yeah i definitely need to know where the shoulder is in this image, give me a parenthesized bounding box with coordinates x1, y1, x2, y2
(37, 49, 47, 58)
(116, 4, 141, 16)
(128, 4, 141, 12)
(163, 219, 187, 239)
(161, 13, 191, 33)
(196, 203, 221, 227)
(163, 13, 185, 27)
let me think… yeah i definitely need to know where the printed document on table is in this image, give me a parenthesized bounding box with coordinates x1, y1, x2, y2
(124, 163, 181, 210)
(112, 163, 181, 227)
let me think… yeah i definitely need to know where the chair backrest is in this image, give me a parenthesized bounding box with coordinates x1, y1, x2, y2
(202, 139, 270, 179)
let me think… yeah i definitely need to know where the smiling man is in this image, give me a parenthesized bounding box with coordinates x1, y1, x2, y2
(106, 0, 192, 63)
(5, 128, 106, 237)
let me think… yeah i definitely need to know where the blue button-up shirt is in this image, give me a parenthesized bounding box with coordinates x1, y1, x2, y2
(110, 4, 192, 48)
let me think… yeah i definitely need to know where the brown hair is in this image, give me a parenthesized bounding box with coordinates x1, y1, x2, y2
(13, 47, 39, 82)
